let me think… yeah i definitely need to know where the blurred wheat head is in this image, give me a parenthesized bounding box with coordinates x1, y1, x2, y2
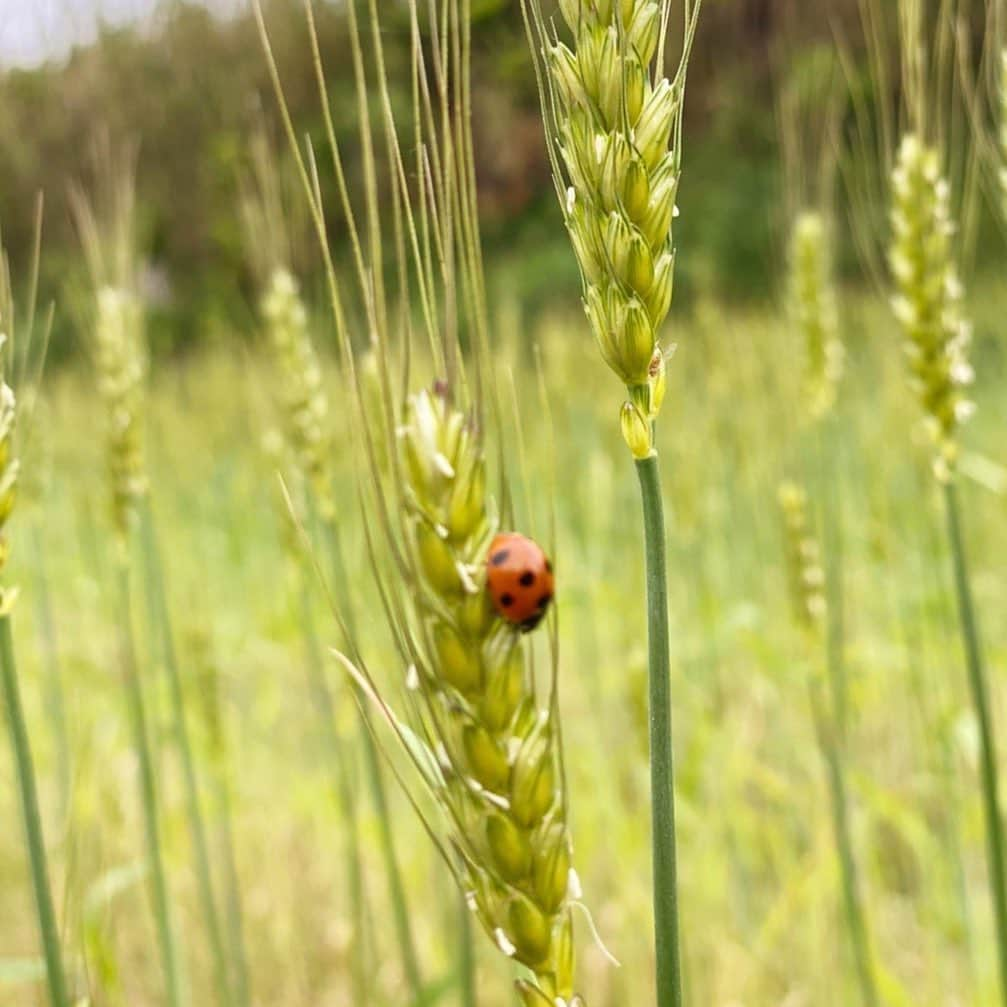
(254, 0, 589, 1002)
(70, 145, 148, 540)
(522, 0, 701, 458)
(775, 42, 845, 425)
(0, 203, 47, 611)
(777, 482, 827, 639)
(887, 0, 978, 481)
(240, 137, 334, 520)
(845, 0, 982, 480)
(789, 213, 844, 422)
(889, 132, 975, 481)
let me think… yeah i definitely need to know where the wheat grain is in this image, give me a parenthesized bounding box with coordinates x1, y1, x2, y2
(889, 134, 974, 483)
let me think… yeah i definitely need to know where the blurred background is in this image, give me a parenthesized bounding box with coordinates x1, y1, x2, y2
(2, 2, 1007, 1006)
(0, 0, 880, 359)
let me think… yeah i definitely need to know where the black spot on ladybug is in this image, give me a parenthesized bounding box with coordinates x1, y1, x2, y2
(519, 571, 535, 587)
(500, 593, 515, 608)
(537, 593, 553, 610)
(490, 549, 510, 567)
(520, 612, 545, 632)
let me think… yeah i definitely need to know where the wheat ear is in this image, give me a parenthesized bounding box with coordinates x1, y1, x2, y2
(394, 384, 580, 1007)
(522, 5, 702, 1004)
(888, 127, 1007, 1003)
(71, 155, 187, 1007)
(789, 212, 844, 423)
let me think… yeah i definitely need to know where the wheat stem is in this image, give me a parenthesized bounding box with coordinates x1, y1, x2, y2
(635, 453, 682, 1007)
(116, 554, 183, 1007)
(296, 561, 369, 1007)
(943, 479, 1007, 1003)
(0, 612, 70, 1007)
(361, 719, 425, 996)
(138, 498, 234, 1007)
(313, 503, 424, 999)
(809, 684, 877, 1006)
(214, 763, 252, 1007)
(817, 422, 877, 1006)
(31, 523, 70, 816)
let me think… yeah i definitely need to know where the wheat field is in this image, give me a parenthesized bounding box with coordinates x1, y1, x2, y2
(3, 1, 1007, 1005)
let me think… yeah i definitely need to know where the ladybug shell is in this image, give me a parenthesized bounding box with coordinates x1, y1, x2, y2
(486, 532, 555, 632)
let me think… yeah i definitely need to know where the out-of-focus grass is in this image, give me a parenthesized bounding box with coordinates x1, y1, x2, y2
(1, 274, 1005, 1005)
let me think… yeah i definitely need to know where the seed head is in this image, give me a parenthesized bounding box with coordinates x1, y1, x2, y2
(538, 0, 698, 439)
(889, 134, 974, 481)
(94, 285, 147, 539)
(396, 385, 580, 1003)
(789, 212, 844, 421)
(778, 482, 827, 634)
(261, 267, 334, 516)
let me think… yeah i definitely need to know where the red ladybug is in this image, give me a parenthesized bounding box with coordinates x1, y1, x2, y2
(486, 532, 555, 632)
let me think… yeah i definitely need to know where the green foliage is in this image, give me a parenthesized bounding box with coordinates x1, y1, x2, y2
(0, 0, 878, 362)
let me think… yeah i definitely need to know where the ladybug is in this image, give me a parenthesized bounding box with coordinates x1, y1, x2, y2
(486, 532, 555, 632)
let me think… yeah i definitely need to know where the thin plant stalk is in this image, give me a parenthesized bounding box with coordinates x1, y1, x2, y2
(635, 453, 683, 1007)
(115, 554, 183, 1007)
(32, 523, 71, 815)
(313, 503, 424, 999)
(944, 479, 1007, 1000)
(214, 754, 253, 1007)
(809, 683, 878, 1007)
(0, 612, 70, 1007)
(297, 564, 369, 1007)
(360, 718, 423, 997)
(138, 497, 235, 1007)
(816, 421, 878, 1007)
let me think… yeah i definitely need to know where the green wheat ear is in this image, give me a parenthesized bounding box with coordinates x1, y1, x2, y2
(524, 0, 701, 457)
(391, 384, 580, 1003)
(889, 134, 975, 483)
(254, 0, 592, 1002)
(777, 482, 827, 632)
(789, 213, 844, 422)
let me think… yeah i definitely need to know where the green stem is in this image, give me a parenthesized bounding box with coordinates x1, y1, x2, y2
(139, 499, 234, 1007)
(361, 719, 424, 996)
(316, 508, 423, 999)
(816, 414, 876, 1005)
(0, 611, 70, 1007)
(810, 686, 878, 1007)
(31, 524, 71, 817)
(298, 567, 369, 1007)
(215, 769, 253, 1007)
(635, 453, 682, 1007)
(116, 555, 183, 1007)
(944, 479, 1007, 1003)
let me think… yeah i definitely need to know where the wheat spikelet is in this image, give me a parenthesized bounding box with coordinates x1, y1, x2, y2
(392, 384, 580, 1006)
(889, 134, 974, 482)
(777, 482, 827, 634)
(525, 0, 700, 456)
(260, 267, 333, 517)
(94, 285, 147, 538)
(70, 148, 148, 540)
(789, 212, 844, 422)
